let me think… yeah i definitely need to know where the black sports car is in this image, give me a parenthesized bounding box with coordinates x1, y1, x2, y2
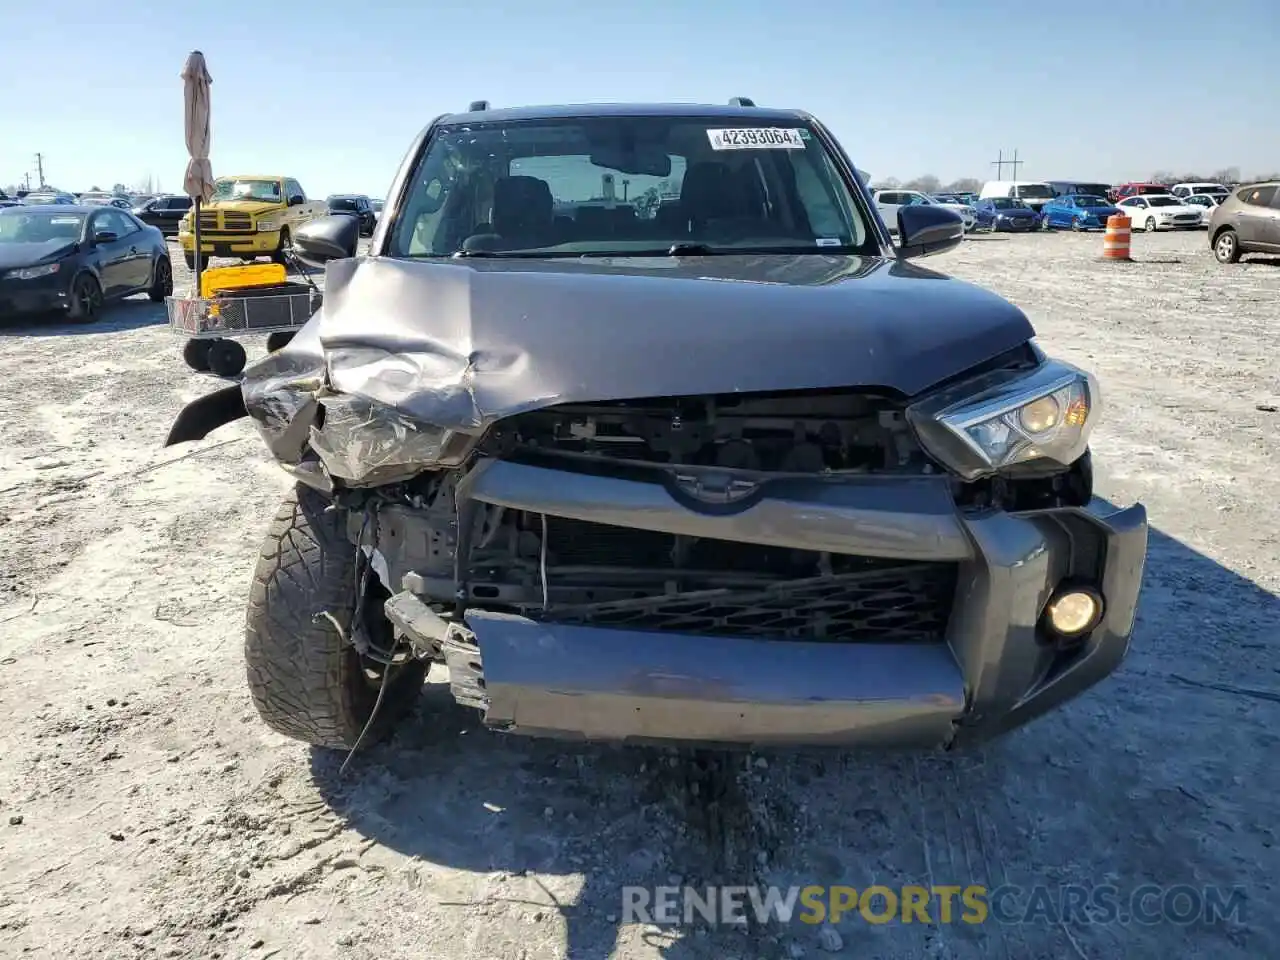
(0, 204, 173, 322)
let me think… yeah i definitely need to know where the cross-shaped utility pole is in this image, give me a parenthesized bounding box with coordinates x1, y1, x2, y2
(990, 148, 1024, 179)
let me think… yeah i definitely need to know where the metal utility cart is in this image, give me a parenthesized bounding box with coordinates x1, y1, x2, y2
(165, 259, 322, 377)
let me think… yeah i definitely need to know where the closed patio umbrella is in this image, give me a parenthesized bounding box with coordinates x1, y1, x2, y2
(181, 50, 213, 287)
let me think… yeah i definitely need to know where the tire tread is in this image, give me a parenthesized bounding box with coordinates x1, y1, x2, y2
(244, 486, 424, 750)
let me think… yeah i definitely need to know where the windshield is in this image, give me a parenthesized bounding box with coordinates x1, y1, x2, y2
(1147, 197, 1181, 207)
(1136, 184, 1168, 194)
(211, 178, 283, 203)
(988, 198, 1024, 209)
(328, 198, 359, 212)
(1075, 195, 1108, 206)
(1014, 184, 1054, 199)
(0, 210, 85, 242)
(23, 195, 65, 205)
(389, 115, 870, 258)
(1193, 186, 1227, 195)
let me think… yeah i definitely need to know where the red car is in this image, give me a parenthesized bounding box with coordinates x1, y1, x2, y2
(1108, 182, 1171, 203)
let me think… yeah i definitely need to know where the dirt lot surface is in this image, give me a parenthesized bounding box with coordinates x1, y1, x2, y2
(1, 231, 1277, 960)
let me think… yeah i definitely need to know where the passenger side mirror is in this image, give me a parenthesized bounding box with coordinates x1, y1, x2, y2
(293, 214, 359, 266)
(895, 205, 963, 259)
(93, 230, 119, 244)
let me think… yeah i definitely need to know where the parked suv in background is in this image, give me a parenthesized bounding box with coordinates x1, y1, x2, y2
(325, 194, 378, 236)
(1208, 181, 1280, 264)
(1108, 182, 1171, 203)
(1048, 180, 1113, 199)
(133, 194, 193, 236)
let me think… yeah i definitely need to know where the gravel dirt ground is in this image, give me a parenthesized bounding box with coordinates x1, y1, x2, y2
(1, 230, 1277, 960)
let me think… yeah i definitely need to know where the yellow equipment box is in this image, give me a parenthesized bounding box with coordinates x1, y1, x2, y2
(199, 263, 287, 298)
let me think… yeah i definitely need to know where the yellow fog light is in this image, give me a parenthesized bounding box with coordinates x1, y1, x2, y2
(1018, 395, 1061, 433)
(1044, 587, 1103, 637)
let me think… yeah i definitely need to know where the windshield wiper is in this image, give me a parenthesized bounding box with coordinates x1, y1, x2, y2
(663, 242, 858, 257)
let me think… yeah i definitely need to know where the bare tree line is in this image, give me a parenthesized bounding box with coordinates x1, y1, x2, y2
(1, 173, 161, 196)
(873, 167, 1279, 192)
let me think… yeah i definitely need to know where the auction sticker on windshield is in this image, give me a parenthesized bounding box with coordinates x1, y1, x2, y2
(707, 128, 805, 150)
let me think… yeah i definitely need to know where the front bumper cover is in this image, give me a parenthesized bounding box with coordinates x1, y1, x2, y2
(179, 230, 281, 256)
(0, 275, 71, 316)
(383, 460, 1148, 750)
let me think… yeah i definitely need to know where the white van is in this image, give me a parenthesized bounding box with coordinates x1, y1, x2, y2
(1170, 182, 1230, 200)
(979, 181, 1057, 220)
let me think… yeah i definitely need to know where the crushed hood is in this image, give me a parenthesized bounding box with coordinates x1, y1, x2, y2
(241, 253, 1035, 480)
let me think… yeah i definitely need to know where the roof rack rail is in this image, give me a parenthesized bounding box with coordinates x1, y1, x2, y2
(728, 96, 756, 107)
(468, 100, 490, 112)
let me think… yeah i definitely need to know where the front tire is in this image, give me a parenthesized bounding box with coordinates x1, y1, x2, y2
(1145, 216, 1158, 233)
(149, 256, 173, 302)
(244, 486, 428, 750)
(68, 274, 103, 323)
(270, 227, 292, 267)
(1214, 229, 1241, 264)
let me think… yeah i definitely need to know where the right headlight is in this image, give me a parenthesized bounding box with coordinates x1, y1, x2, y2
(906, 358, 1100, 480)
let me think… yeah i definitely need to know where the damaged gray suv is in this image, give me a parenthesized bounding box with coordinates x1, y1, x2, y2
(166, 100, 1148, 753)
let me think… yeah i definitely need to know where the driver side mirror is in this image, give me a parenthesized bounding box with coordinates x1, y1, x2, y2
(288, 195, 304, 207)
(895, 204, 963, 259)
(93, 230, 119, 244)
(293, 214, 359, 266)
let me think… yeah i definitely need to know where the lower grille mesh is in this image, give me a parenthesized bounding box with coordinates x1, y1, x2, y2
(530, 516, 957, 643)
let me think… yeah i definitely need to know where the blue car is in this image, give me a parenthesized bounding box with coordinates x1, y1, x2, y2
(973, 198, 1041, 232)
(1041, 194, 1121, 231)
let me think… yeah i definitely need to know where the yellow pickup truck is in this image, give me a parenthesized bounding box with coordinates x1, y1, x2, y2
(177, 175, 327, 269)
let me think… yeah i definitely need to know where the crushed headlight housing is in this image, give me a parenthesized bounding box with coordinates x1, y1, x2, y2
(906, 357, 1100, 480)
(256, 217, 279, 232)
(5, 262, 60, 280)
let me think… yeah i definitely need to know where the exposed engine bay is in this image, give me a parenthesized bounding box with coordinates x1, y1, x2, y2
(343, 390, 959, 657)
(479, 389, 934, 475)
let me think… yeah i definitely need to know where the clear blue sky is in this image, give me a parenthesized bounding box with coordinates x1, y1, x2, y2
(3, 0, 1277, 197)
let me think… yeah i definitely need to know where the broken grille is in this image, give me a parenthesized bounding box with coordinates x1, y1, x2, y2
(531, 564, 956, 643)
